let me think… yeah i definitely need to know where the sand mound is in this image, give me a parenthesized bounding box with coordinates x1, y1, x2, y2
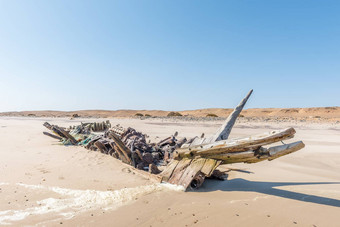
(1, 107, 340, 120)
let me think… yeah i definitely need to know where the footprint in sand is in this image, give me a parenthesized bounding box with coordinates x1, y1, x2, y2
(121, 167, 132, 173)
(39, 169, 51, 174)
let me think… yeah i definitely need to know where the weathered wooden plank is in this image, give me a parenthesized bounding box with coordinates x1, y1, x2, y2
(109, 149, 119, 159)
(112, 144, 129, 164)
(167, 159, 192, 185)
(176, 158, 207, 189)
(135, 149, 143, 161)
(157, 136, 172, 146)
(267, 141, 305, 160)
(52, 126, 78, 145)
(43, 122, 52, 130)
(160, 160, 180, 182)
(49, 126, 66, 138)
(205, 151, 256, 163)
(117, 145, 132, 164)
(204, 141, 305, 164)
(203, 159, 221, 177)
(189, 137, 205, 147)
(181, 137, 198, 148)
(200, 159, 219, 176)
(94, 140, 108, 154)
(109, 132, 132, 164)
(210, 89, 253, 142)
(175, 127, 296, 159)
(43, 131, 62, 140)
(109, 132, 132, 155)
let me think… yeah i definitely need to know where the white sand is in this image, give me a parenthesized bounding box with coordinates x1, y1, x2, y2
(0, 117, 340, 226)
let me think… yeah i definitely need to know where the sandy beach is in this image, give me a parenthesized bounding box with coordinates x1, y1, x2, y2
(0, 116, 339, 226)
(2, 0, 340, 226)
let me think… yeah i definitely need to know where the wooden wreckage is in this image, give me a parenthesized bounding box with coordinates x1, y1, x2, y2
(43, 90, 305, 190)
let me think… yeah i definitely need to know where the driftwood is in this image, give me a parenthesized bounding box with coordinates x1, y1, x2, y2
(55, 127, 78, 145)
(43, 122, 304, 190)
(94, 140, 108, 154)
(175, 127, 297, 159)
(42, 90, 305, 190)
(211, 89, 253, 142)
(43, 122, 52, 130)
(109, 132, 132, 164)
(204, 141, 304, 164)
(43, 122, 78, 145)
(43, 131, 62, 140)
(161, 158, 221, 189)
(182, 89, 253, 147)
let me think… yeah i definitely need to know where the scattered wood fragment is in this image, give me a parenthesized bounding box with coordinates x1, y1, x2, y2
(43, 132, 62, 140)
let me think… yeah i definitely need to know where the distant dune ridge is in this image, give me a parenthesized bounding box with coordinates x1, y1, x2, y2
(1, 107, 340, 121)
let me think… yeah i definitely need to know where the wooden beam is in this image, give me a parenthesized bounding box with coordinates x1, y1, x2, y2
(109, 132, 132, 165)
(200, 159, 220, 176)
(168, 159, 192, 185)
(267, 141, 305, 161)
(43, 131, 62, 140)
(176, 158, 206, 189)
(109, 132, 132, 155)
(43, 122, 52, 130)
(160, 160, 180, 182)
(161, 158, 222, 190)
(112, 144, 128, 163)
(94, 140, 108, 154)
(210, 89, 253, 142)
(175, 127, 296, 159)
(51, 126, 78, 145)
(204, 141, 305, 164)
(206, 151, 260, 164)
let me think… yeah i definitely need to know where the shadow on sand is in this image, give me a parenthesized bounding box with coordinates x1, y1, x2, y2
(197, 177, 340, 208)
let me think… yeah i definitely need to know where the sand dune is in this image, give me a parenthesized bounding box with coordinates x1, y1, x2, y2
(1, 107, 340, 121)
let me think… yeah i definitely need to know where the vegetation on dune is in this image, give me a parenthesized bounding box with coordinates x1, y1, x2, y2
(167, 112, 182, 117)
(206, 113, 218, 118)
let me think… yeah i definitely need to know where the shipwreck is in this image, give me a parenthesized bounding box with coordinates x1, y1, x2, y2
(43, 90, 305, 190)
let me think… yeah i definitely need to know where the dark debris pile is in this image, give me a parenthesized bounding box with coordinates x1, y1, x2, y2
(43, 121, 189, 174)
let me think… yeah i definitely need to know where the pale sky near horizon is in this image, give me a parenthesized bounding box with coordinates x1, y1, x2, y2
(0, 0, 339, 112)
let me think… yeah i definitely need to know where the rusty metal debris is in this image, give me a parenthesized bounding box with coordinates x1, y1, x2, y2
(43, 90, 305, 190)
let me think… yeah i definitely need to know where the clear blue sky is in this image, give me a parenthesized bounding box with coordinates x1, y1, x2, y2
(0, 0, 339, 111)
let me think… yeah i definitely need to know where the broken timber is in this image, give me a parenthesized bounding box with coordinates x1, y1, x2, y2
(42, 89, 305, 191)
(175, 127, 297, 159)
(43, 131, 62, 140)
(211, 89, 253, 142)
(183, 89, 253, 147)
